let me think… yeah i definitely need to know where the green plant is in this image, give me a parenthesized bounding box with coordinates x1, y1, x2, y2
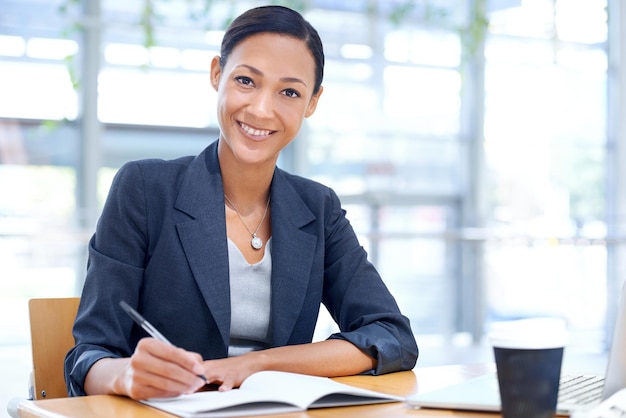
(60, 0, 488, 58)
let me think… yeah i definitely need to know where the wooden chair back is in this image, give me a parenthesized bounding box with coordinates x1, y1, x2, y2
(28, 297, 80, 400)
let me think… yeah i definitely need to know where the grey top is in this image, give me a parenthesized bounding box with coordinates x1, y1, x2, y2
(227, 237, 272, 357)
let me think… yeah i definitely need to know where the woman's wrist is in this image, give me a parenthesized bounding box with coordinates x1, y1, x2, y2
(244, 349, 271, 373)
(84, 357, 129, 396)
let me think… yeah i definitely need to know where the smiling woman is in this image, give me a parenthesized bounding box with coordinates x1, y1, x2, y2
(64, 5, 418, 401)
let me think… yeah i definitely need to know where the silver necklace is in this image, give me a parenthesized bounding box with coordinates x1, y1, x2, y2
(224, 194, 271, 250)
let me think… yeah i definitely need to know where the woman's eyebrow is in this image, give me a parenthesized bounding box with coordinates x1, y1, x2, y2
(236, 64, 308, 87)
(236, 64, 263, 76)
(280, 76, 308, 87)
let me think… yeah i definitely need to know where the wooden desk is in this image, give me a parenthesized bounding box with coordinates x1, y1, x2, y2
(17, 364, 498, 417)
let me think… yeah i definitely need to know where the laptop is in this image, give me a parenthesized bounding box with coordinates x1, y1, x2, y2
(405, 281, 626, 416)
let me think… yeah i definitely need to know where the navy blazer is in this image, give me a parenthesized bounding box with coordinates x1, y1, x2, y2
(65, 140, 418, 396)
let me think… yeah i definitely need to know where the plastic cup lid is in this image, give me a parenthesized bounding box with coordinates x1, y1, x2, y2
(488, 317, 568, 349)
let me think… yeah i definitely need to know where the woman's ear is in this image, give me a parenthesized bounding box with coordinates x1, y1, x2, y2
(305, 86, 324, 118)
(210, 56, 222, 91)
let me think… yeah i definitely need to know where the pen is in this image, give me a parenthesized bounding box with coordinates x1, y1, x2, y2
(119, 300, 207, 382)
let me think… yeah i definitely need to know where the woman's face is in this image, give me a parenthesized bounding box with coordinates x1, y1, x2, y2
(211, 33, 322, 167)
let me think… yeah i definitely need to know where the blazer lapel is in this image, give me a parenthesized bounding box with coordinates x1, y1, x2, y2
(174, 143, 231, 348)
(172, 143, 320, 349)
(269, 169, 318, 346)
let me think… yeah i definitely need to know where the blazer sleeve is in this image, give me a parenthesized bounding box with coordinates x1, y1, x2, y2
(321, 188, 418, 374)
(64, 161, 150, 396)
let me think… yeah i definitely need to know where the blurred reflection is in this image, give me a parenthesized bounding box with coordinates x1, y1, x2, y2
(0, 119, 26, 164)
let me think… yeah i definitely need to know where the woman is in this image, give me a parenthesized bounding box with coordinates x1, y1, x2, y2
(65, 5, 418, 400)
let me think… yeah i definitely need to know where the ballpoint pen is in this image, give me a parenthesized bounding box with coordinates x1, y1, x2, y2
(119, 300, 207, 382)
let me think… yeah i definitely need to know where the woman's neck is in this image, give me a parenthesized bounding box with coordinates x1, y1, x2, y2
(218, 143, 274, 210)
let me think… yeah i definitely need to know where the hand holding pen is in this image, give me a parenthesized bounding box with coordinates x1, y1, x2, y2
(119, 300, 208, 383)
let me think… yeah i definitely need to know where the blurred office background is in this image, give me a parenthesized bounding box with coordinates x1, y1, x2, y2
(0, 0, 624, 412)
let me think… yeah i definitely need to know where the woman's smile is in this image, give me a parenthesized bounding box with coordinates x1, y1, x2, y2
(238, 121, 275, 139)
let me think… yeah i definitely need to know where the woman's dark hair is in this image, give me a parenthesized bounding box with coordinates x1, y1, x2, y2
(220, 5, 325, 95)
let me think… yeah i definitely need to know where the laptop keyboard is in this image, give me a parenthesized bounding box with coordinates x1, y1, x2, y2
(558, 374, 605, 406)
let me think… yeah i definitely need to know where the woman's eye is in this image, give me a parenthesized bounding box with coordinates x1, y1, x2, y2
(235, 76, 253, 86)
(282, 88, 301, 98)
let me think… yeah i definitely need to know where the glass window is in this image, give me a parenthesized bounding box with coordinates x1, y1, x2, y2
(0, 164, 80, 299)
(98, 67, 216, 127)
(0, 0, 615, 360)
(384, 66, 461, 136)
(385, 28, 461, 67)
(0, 35, 26, 56)
(0, 61, 77, 120)
(483, 0, 608, 344)
(26, 37, 77, 60)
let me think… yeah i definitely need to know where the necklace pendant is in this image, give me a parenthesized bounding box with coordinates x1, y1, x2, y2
(251, 234, 263, 250)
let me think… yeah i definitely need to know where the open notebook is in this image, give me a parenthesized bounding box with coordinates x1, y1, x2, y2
(406, 282, 626, 416)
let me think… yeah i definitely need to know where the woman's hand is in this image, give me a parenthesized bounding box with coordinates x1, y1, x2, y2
(120, 338, 207, 399)
(85, 338, 207, 400)
(201, 353, 263, 392)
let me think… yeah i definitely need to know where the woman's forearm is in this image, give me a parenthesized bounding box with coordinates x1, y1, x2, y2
(84, 357, 129, 396)
(250, 339, 376, 377)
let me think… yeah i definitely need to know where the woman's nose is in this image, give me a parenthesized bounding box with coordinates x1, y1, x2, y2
(248, 89, 275, 118)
